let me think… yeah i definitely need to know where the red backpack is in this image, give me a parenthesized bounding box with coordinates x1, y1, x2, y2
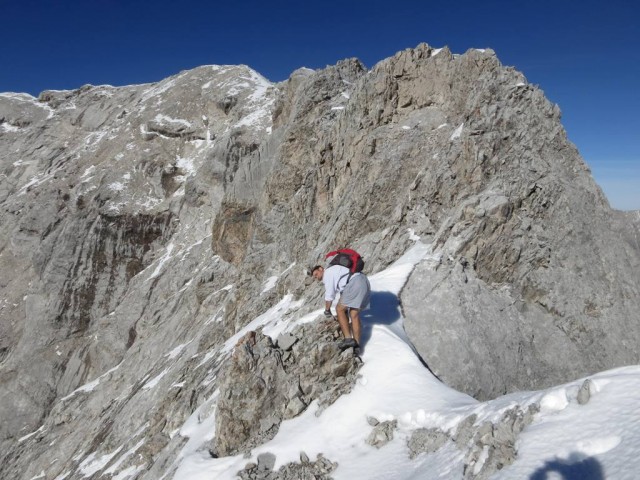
(325, 248, 365, 274)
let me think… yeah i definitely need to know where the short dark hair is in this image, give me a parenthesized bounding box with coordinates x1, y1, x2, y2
(310, 265, 323, 275)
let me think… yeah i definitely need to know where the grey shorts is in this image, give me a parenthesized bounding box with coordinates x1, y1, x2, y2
(339, 273, 371, 310)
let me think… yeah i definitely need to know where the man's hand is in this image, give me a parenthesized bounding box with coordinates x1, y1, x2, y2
(324, 309, 333, 317)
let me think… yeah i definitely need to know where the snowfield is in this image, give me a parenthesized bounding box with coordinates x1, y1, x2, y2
(171, 242, 640, 479)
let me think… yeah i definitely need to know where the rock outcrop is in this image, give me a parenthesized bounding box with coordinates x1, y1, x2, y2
(214, 320, 361, 456)
(1, 43, 639, 479)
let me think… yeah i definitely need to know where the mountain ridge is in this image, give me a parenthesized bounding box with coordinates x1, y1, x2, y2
(1, 43, 639, 479)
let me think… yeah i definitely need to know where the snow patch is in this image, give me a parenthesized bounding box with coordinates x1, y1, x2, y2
(142, 368, 170, 390)
(104, 440, 146, 477)
(176, 156, 195, 176)
(146, 244, 175, 281)
(61, 363, 121, 401)
(18, 425, 46, 443)
(79, 447, 123, 477)
(108, 182, 125, 192)
(450, 123, 464, 140)
(166, 341, 193, 360)
(155, 114, 192, 128)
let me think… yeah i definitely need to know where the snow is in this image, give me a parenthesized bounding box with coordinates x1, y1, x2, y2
(171, 237, 640, 480)
(79, 447, 123, 477)
(260, 263, 296, 294)
(220, 294, 305, 353)
(142, 368, 170, 390)
(450, 123, 464, 140)
(112, 465, 146, 480)
(18, 425, 45, 443)
(166, 341, 192, 360)
(104, 440, 145, 477)
(261, 276, 279, 294)
(175, 156, 195, 176)
(146, 243, 175, 281)
(154, 114, 192, 128)
(1, 122, 20, 132)
(108, 182, 125, 192)
(431, 48, 443, 57)
(61, 363, 121, 401)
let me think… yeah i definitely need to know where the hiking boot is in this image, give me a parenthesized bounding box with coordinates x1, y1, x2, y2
(338, 338, 358, 350)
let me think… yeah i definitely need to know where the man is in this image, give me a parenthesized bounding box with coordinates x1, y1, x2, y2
(311, 264, 371, 354)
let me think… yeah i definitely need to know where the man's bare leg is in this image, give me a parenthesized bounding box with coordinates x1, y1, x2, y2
(336, 303, 352, 339)
(349, 308, 362, 345)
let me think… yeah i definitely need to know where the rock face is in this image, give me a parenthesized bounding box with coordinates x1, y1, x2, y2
(0, 43, 639, 478)
(214, 320, 361, 456)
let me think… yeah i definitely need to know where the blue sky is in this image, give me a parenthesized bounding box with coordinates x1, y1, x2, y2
(1, 0, 638, 210)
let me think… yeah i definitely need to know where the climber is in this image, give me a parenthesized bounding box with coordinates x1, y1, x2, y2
(310, 264, 370, 354)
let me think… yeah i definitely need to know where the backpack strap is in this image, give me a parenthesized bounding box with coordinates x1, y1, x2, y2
(338, 271, 354, 291)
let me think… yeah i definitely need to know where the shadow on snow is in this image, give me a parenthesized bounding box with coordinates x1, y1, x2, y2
(529, 454, 605, 480)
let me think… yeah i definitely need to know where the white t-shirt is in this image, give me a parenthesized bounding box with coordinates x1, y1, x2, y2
(322, 265, 350, 301)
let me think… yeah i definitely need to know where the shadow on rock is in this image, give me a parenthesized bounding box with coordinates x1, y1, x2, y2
(530, 454, 604, 480)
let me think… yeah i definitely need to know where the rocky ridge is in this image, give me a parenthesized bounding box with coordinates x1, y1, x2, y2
(0, 44, 639, 479)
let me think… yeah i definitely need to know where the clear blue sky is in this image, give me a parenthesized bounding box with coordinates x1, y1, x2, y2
(2, 0, 638, 210)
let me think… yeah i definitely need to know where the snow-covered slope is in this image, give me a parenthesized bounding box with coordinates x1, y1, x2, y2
(172, 241, 640, 479)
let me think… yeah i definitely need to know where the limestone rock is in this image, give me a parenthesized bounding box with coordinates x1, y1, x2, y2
(1, 43, 639, 479)
(213, 319, 361, 456)
(366, 419, 398, 449)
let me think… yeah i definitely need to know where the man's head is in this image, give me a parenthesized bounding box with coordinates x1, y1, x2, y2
(311, 265, 324, 281)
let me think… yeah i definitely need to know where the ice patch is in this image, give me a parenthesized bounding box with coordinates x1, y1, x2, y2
(108, 182, 125, 192)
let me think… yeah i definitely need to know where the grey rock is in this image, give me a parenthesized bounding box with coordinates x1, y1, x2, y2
(277, 332, 297, 351)
(577, 379, 593, 405)
(213, 320, 361, 456)
(366, 420, 397, 449)
(367, 416, 380, 427)
(407, 427, 449, 459)
(257, 452, 276, 471)
(238, 452, 337, 480)
(457, 404, 539, 479)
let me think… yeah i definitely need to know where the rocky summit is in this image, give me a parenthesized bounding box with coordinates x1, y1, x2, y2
(1, 43, 639, 479)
